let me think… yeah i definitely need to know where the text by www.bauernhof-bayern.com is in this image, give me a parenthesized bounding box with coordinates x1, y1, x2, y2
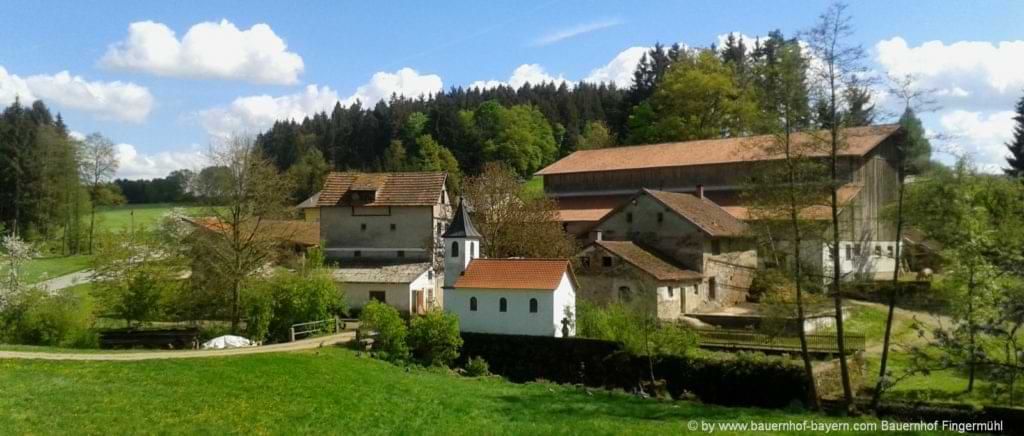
(688, 419, 1004, 433)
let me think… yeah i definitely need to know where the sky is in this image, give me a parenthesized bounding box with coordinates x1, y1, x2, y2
(1, 0, 1022, 179)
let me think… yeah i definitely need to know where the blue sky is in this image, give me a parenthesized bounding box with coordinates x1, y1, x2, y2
(1, 0, 1022, 178)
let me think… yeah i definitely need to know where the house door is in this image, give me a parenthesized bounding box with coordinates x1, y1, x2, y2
(415, 290, 426, 314)
(709, 277, 717, 301)
(369, 291, 386, 303)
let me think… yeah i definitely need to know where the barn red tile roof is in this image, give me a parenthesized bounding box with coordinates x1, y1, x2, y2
(185, 218, 320, 247)
(452, 259, 571, 291)
(594, 240, 702, 281)
(643, 189, 749, 237)
(721, 184, 863, 221)
(317, 172, 447, 207)
(553, 195, 631, 222)
(536, 125, 900, 176)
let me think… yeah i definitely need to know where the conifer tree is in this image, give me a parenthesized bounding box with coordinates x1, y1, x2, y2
(1005, 92, 1024, 178)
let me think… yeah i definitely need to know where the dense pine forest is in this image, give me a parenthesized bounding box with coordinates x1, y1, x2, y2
(255, 31, 876, 201)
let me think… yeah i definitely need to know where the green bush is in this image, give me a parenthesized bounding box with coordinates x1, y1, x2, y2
(576, 300, 695, 356)
(245, 270, 346, 343)
(748, 268, 790, 302)
(0, 286, 98, 348)
(464, 356, 490, 377)
(359, 300, 409, 361)
(408, 308, 463, 367)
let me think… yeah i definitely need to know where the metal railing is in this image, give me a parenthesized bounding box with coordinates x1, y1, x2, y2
(290, 318, 339, 342)
(696, 328, 865, 354)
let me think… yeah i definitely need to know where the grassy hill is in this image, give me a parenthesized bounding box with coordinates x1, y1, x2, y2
(0, 347, 892, 435)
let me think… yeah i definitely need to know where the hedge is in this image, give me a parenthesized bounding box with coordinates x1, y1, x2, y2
(459, 332, 810, 408)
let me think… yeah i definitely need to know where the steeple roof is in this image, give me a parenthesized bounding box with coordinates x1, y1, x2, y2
(443, 197, 481, 238)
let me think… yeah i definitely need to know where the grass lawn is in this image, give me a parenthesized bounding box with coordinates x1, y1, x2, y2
(95, 203, 204, 232)
(523, 176, 544, 198)
(0, 347, 901, 435)
(21, 254, 93, 284)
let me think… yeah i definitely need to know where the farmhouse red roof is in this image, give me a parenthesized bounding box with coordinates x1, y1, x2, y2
(452, 259, 571, 291)
(594, 240, 702, 281)
(536, 124, 900, 175)
(643, 189, 749, 237)
(317, 172, 446, 207)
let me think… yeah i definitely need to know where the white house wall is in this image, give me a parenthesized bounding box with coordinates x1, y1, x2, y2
(448, 273, 576, 337)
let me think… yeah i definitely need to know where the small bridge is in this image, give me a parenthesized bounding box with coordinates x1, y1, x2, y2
(696, 328, 865, 355)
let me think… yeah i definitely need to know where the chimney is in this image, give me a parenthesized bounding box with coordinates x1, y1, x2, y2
(696, 184, 705, 199)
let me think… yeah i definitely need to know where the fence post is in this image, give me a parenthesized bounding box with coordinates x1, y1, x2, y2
(335, 316, 340, 333)
(290, 327, 296, 342)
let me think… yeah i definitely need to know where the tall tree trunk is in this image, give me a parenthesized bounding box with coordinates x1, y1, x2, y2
(784, 125, 821, 410)
(873, 171, 906, 407)
(967, 266, 977, 392)
(88, 201, 96, 254)
(829, 80, 855, 410)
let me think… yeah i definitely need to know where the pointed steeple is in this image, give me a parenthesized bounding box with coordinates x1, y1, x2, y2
(443, 197, 481, 238)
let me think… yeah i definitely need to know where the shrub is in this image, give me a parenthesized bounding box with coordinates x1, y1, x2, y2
(245, 270, 347, 343)
(464, 356, 490, 377)
(408, 308, 463, 367)
(748, 268, 790, 302)
(576, 301, 695, 356)
(0, 286, 98, 348)
(359, 300, 409, 361)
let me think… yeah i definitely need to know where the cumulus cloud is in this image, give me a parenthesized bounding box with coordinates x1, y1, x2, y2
(583, 46, 649, 88)
(469, 64, 572, 90)
(199, 68, 441, 136)
(0, 66, 153, 123)
(531, 19, 622, 47)
(875, 37, 1024, 111)
(115, 143, 208, 180)
(101, 19, 304, 85)
(938, 110, 1016, 172)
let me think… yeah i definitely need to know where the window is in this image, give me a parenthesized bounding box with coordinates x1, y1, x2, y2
(657, 212, 664, 223)
(360, 223, 367, 231)
(845, 244, 853, 260)
(618, 286, 632, 302)
(668, 287, 674, 298)
(602, 256, 612, 267)
(626, 212, 633, 223)
(874, 245, 882, 256)
(580, 256, 591, 268)
(711, 239, 721, 255)
(470, 297, 477, 311)
(887, 245, 894, 258)
(499, 298, 508, 312)
(369, 291, 386, 303)
(390, 223, 396, 231)
(397, 250, 405, 258)
(354, 250, 362, 258)
(854, 243, 862, 255)
(709, 278, 717, 300)
(529, 298, 538, 313)
(451, 241, 459, 257)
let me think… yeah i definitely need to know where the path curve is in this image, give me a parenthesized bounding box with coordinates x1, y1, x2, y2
(36, 270, 93, 292)
(0, 332, 355, 361)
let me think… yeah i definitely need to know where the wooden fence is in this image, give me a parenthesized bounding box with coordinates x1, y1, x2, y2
(696, 329, 865, 354)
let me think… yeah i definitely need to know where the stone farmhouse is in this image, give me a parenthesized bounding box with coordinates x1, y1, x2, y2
(443, 199, 577, 337)
(309, 171, 452, 314)
(575, 189, 756, 318)
(537, 124, 905, 282)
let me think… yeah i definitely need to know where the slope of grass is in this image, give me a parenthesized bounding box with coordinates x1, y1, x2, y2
(0, 347, 898, 435)
(523, 176, 545, 199)
(21, 254, 93, 284)
(95, 203, 203, 232)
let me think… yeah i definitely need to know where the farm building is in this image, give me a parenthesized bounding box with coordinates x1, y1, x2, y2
(537, 124, 905, 281)
(575, 189, 756, 318)
(442, 199, 577, 337)
(313, 171, 452, 314)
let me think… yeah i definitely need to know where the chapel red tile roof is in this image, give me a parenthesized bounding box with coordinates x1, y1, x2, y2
(317, 172, 447, 207)
(643, 189, 749, 237)
(594, 240, 702, 281)
(452, 259, 571, 291)
(536, 125, 900, 176)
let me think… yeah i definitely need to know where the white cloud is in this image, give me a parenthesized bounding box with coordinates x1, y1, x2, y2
(115, 143, 208, 180)
(938, 110, 1016, 172)
(875, 37, 1024, 111)
(469, 64, 572, 90)
(199, 68, 441, 136)
(583, 46, 649, 88)
(101, 19, 304, 85)
(531, 19, 622, 47)
(715, 32, 761, 50)
(340, 67, 442, 106)
(0, 67, 153, 123)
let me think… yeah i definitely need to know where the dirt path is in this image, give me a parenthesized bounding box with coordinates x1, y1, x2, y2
(847, 299, 950, 356)
(0, 332, 355, 361)
(36, 270, 93, 292)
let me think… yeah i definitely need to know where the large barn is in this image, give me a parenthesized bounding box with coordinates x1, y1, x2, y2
(536, 125, 905, 281)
